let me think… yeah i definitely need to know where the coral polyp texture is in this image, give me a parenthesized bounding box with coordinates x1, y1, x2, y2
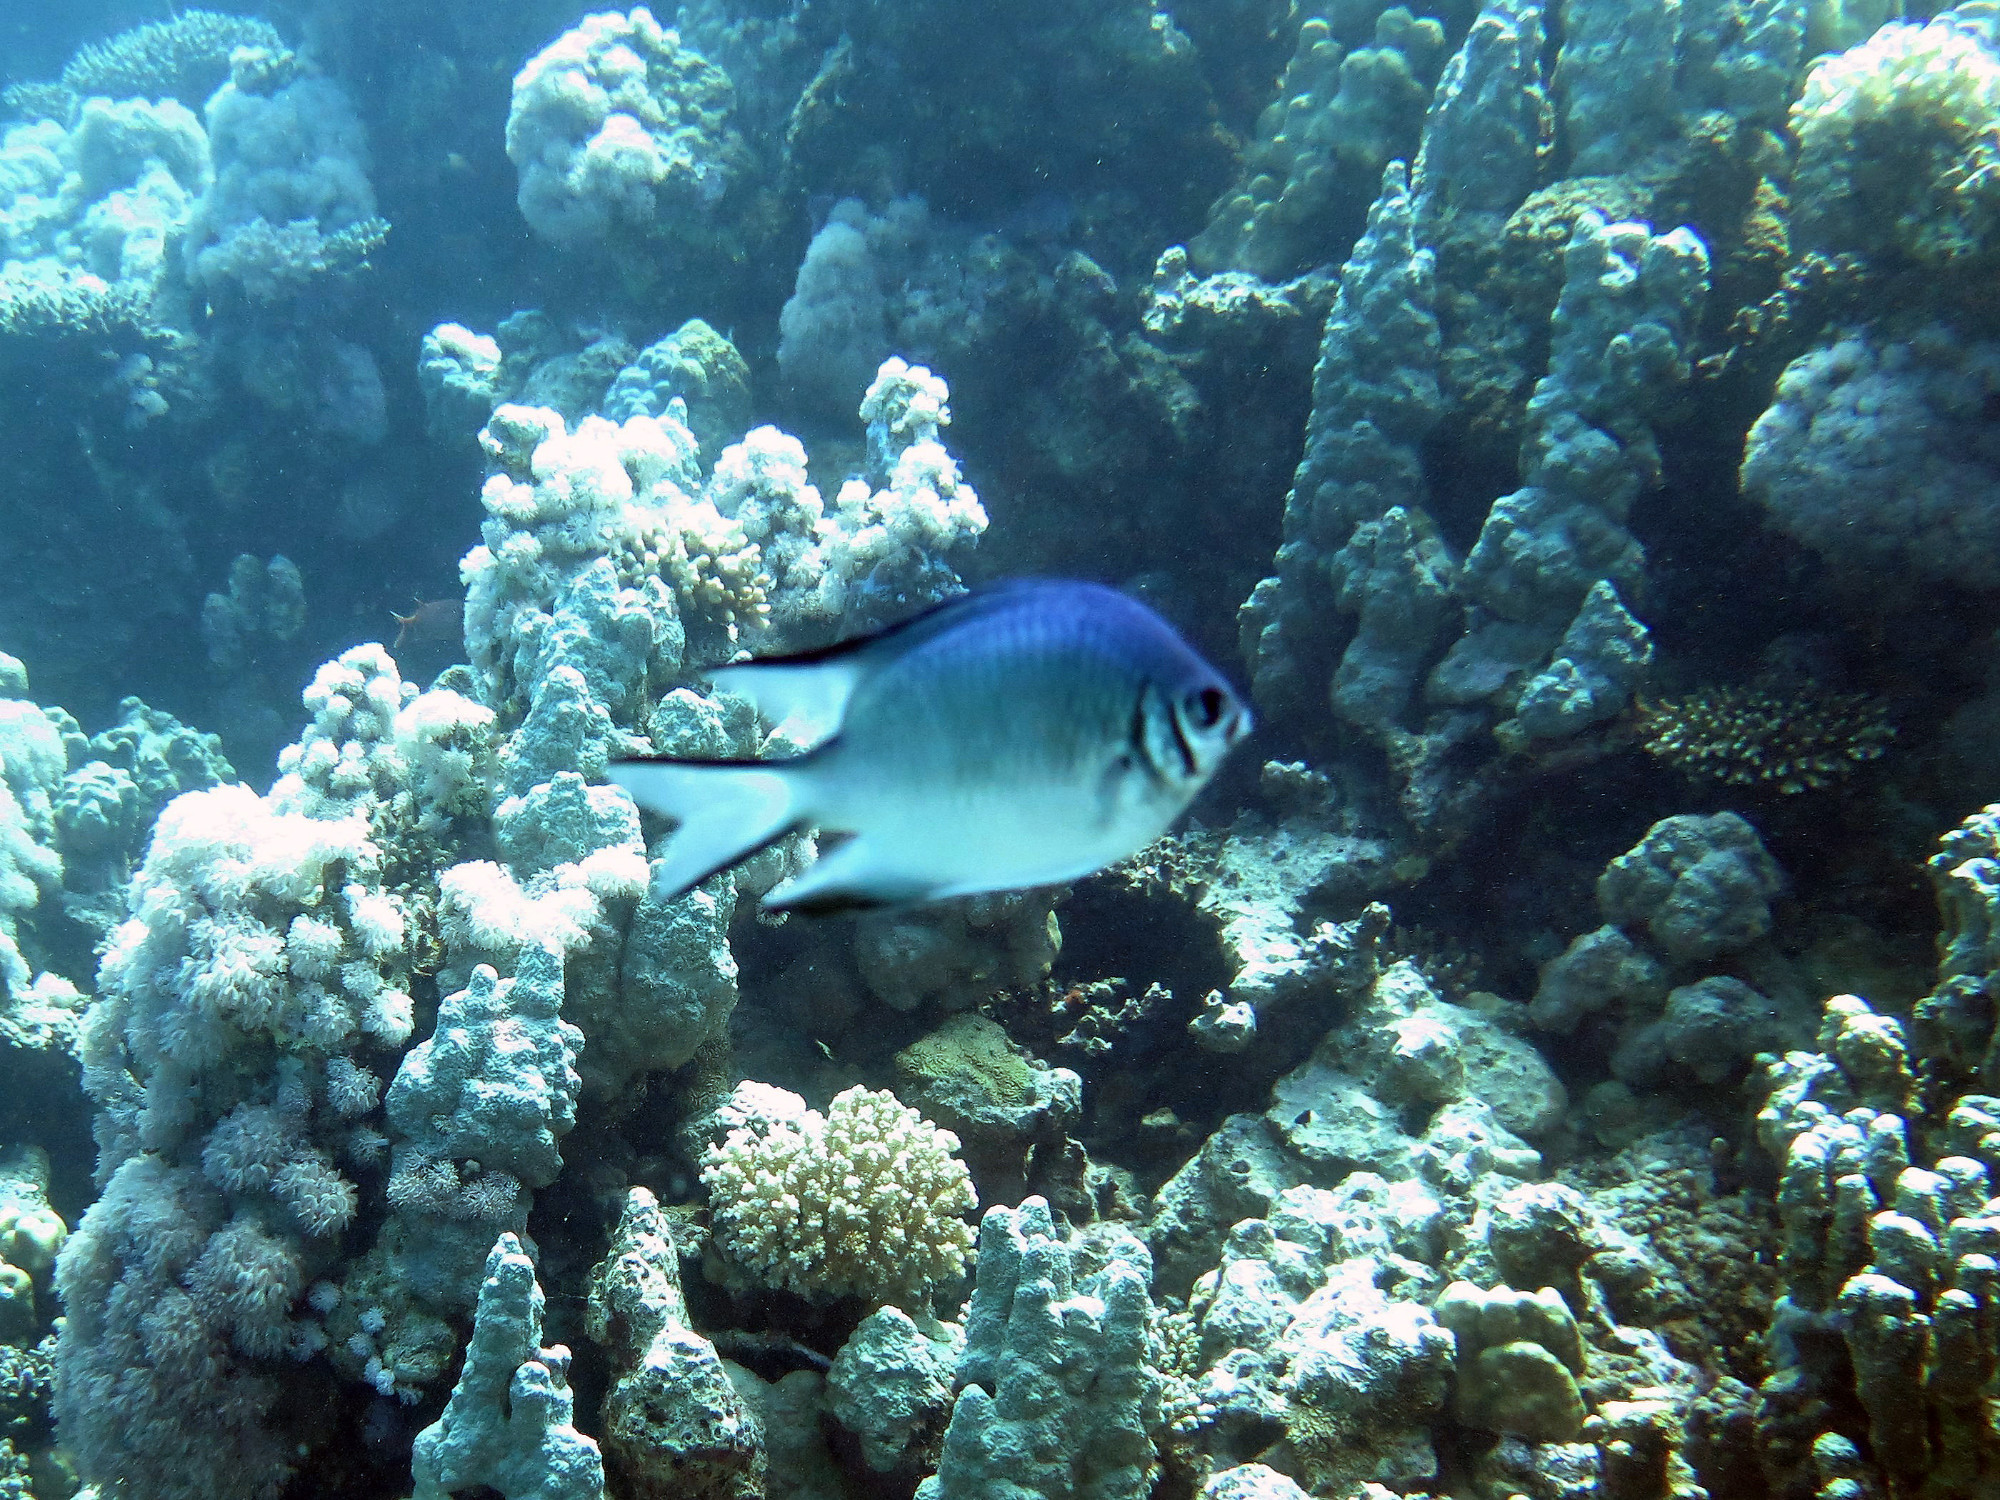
(701, 1082, 976, 1306)
(1742, 322, 2000, 590)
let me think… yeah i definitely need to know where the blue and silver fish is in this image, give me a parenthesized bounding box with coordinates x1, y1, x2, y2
(608, 579, 1253, 913)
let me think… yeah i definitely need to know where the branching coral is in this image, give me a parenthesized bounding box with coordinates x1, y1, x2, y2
(59, 11, 284, 107)
(702, 1083, 976, 1306)
(464, 353, 984, 740)
(1638, 684, 1893, 793)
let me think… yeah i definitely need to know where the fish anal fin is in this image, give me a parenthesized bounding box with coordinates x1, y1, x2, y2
(761, 836, 939, 914)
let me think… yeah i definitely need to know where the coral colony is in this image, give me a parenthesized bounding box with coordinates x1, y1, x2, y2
(8, 3, 2000, 1499)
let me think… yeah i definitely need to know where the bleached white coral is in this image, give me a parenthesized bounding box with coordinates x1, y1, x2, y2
(0, 97, 210, 303)
(702, 1083, 976, 1306)
(93, 768, 417, 1129)
(185, 59, 385, 303)
(286, 913, 346, 980)
(272, 644, 415, 818)
(344, 884, 406, 956)
(438, 859, 602, 960)
(389, 690, 496, 832)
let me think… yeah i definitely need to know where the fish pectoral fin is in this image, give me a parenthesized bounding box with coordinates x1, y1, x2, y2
(762, 836, 939, 914)
(607, 758, 806, 902)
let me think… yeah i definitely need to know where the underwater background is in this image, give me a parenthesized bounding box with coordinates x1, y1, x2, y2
(3, 0, 2000, 1496)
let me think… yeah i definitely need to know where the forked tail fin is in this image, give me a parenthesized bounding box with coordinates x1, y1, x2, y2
(605, 758, 807, 901)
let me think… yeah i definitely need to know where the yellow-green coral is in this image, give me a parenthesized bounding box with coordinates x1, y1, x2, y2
(1637, 684, 1892, 793)
(1791, 15, 2000, 266)
(894, 1013, 1035, 1111)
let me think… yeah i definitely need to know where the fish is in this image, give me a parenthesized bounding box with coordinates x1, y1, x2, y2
(607, 578, 1253, 913)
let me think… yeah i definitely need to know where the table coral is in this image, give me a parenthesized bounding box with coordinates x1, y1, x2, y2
(1637, 683, 1894, 793)
(58, 10, 282, 107)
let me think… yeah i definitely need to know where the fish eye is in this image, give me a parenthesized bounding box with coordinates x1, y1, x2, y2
(1184, 686, 1228, 730)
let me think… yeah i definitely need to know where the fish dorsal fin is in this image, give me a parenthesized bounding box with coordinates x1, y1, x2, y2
(709, 583, 1047, 734)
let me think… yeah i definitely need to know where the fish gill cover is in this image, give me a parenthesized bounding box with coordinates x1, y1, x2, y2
(1, 1, 2000, 1498)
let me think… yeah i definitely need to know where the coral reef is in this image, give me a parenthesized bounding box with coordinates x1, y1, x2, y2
(58, 12, 284, 109)
(1532, 811, 1814, 1102)
(1190, 7, 1450, 281)
(1791, 10, 2000, 267)
(505, 7, 750, 271)
(921, 1198, 1159, 1500)
(586, 1187, 764, 1497)
(186, 49, 389, 311)
(10, 4, 2000, 1500)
